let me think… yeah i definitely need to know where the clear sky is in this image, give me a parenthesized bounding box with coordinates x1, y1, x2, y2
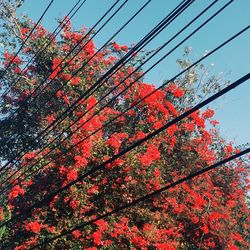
(18, 0, 250, 147)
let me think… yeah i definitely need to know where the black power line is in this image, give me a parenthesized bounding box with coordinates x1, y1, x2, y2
(0, 0, 55, 79)
(1, 0, 123, 128)
(0, 0, 127, 171)
(0, 0, 195, 196)
(1, 0, 87, 98)
(16, 63, 249, 226)
(1, 59, 249, 229)
(1, 0, 125, 121)
(20, 0, 192, 160)
(1, 0, 196, 190)
(0, 0, 124, 151)
(0, 0, 191, 174)
(27, 0, 131, 102)
(0, 0, 220, 192)
(0, 1, 248, 248)
(29, 146, 250, 249)
(25, 0, 189, 120)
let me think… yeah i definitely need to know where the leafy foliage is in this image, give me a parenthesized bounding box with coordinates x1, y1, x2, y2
(0, 2, 249, 249)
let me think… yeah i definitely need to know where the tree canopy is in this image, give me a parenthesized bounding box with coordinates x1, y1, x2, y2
(0, 1, 249, 249)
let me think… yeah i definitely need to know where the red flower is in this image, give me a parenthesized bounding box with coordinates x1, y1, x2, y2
(155, 243, 176, 250)
(87, 185, 99, 195)
(86, 96, 97, 110)
(4, 51, 10, 59)
(201, 224, 209, 234)
(8, 185, 25, 200)
(14, 67, 21, 74)
(143, 223, 153, 232)
(52, 58, 62, 70)
(153, 168, 161, 178)
(121, 45, 128, 52)
(69, 199, 80, 210)
(94, 219, 108, 232)
(56, 90, 63, 97)
(84, 40, 95, 54)
(106, 132, 128, 151)
(23, 152, 37, 160)
(130, 235, 147, 247)
(62, 95, 70, 105)
(47, 226, 55, 233)
(182, 122, 195, 132)
(166, 83, 184, 98)
(140, 144, 161, 167)
(165, 100, 179, 116)
(191, 216, 199, 224)
(74, 155, 88, 168)
(230, 232, 244, 242)
(71, 76, 81, 85)
(225, 144, 233, 154)
(191, 112, 205, 128)
(93, 230, 102, 245)
(112, 42, 121, 51)
(46, 114, 55, 124)
(0, 208, 3, 221)
(12, 56, 21, 64)
(25, 221, 42, 233)
(202, 108, 215, 119)
(66, 169, 78, 181)
(227, 243, 239, 250)
(210, 119, 219, 126)
(49, 70, 59, 80)
(172, 88, 184, 98)
(21, 28, 30, 35)
(135, 131, 147, 140)
(63, 73, 72, 81)
(112, 42, 128, 52)
(72, 230, 81, 238)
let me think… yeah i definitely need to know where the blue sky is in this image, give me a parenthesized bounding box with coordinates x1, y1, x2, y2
(18, 0, 250, 147)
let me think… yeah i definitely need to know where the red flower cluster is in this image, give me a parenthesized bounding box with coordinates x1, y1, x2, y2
(1, 18, 249, 250)
(140, 144, 161, 167)
(8, 185, 25, 200)
(25, 221, 42, 233)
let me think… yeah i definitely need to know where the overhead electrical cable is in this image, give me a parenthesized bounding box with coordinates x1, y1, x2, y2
(29, 146, 250, 249)
(0, 36, 249, 228)
(2, 0, 127, 120)
(0, 0, 55, 80)
(0, 0, 124, 146)
(1, 0, 87, 98)
(0, 0, 195, 190)
(0, 1, 248, 249)
(0, 0, 130, 170)
(17, 0, 192, 154)
(18, 0, 128, 108)
(0, 0, 196, 184)
(0, 0, 192, 174)
(0, 0, 149, 160)
(0, 0, 220, 190)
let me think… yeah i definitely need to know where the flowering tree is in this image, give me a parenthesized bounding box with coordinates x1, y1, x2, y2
(0, 2, 249, 249)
